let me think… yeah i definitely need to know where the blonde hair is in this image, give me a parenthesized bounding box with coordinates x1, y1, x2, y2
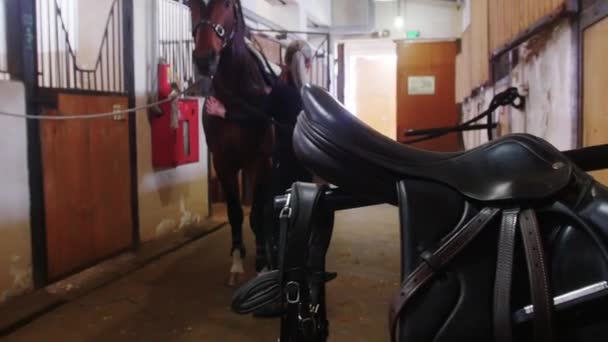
(285, 40, 312, 66)
(285, 40, 312, 90)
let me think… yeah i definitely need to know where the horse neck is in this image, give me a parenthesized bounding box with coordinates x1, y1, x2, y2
(214, 36, 264, 100)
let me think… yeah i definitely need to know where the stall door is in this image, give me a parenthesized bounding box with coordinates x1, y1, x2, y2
(397, 41, 459, 151)
(42, 94, 133, 280)
(583, 16, 608, 185)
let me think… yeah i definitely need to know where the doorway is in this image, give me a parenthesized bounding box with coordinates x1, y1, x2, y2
(344, 40, 398, 140)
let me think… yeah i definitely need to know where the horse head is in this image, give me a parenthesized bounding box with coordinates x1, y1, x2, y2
(190, 0, 242, 78)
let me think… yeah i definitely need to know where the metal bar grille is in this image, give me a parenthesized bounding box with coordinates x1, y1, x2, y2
(36, 0, 126, 93)
(158, 0, 195, 87)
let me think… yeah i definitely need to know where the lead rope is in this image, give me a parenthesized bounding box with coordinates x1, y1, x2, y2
(0, 79, 202, 120)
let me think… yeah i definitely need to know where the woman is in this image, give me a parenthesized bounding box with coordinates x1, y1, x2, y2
(204, 39, 312, 184)
(206, 39, 318, 317)
(283, 39, 313, 91)
(205, 39, 314, 264)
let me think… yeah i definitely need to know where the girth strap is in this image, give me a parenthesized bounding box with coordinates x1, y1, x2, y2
(494, 209, 554, 342)
(519, 209, 553, 342)
(390, 206, 554, 342)
(493, 209, 519, 342)
(388, 207, 501, 342)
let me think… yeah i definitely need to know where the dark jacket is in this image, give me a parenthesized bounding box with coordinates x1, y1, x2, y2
(223, 82, 304, 166)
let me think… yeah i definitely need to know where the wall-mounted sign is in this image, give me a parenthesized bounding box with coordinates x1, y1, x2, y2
(406, 30, 420, 39)
(408, 76, 435, 95)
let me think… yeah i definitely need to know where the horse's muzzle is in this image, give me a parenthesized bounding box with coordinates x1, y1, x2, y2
(194, 50, 220, 78)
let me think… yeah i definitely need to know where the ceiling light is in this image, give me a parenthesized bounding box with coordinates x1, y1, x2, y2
(394, 16, 404, 28)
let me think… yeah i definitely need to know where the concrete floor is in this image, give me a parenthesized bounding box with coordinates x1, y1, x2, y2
(3, 205, 400, 342)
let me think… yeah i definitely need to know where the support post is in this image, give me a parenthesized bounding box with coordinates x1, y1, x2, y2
(7, 0, 48, 287)
(123, 0, 140, 247)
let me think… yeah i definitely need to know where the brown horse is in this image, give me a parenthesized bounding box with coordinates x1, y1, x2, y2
(189, 0, 276, 285)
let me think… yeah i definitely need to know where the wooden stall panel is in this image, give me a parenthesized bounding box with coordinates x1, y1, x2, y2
(87, 97, 132, 260)
(455, 53, 465, 103)
(489, 0, 566, 52)
(583, 17, 608, 185)
(460, 29, 473, 99)
(43, 94, 133, 280)
(471, 0, 489, 87)
(42, 108, 95, 280)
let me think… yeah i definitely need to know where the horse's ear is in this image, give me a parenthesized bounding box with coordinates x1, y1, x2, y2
(189, 0, 205, 26)
(201, 0, 209, 10)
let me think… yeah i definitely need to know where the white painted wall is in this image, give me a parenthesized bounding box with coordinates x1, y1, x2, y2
(133, 0, 209, 242)
(333, 0, 371, 28)
(76, 0, 114, 68)
(242, 0, 305, 30)
(304, 0, 332, 26)
(375, 0, 459, 39)
(462, 20, 577, 151)
(0, 82, 33, 304)
(511, 21, 577, 150)
(241, 0, 333, 30)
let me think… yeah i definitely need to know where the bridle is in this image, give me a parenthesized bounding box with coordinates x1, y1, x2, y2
(192, 0, 241, 49)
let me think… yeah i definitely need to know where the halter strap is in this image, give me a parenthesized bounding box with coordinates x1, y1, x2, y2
(192, 0, 240, 49)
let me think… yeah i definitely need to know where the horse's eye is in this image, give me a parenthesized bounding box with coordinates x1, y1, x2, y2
(224, 0, 231, 8)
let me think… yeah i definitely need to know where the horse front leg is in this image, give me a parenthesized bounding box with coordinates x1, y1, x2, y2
(247, 157, 273, 273)
(218, 168, 245, 286)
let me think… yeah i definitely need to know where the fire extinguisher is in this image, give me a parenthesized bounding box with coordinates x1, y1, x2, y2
(158, 61, 172, 101)
(157, 60, 180, 128)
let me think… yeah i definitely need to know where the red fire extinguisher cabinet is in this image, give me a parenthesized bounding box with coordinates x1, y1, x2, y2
(151, 63, 200, 168)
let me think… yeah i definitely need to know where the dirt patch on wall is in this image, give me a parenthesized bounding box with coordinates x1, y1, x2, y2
(0, 223, 33, 304)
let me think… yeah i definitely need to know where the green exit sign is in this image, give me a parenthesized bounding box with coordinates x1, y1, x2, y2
(406, 30, 421, 38)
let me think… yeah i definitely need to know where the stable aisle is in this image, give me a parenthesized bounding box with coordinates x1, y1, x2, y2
(4, 205, 400, 342)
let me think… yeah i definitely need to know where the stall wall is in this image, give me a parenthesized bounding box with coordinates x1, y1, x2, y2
(489, 0, 565, 52)
(241, 0, 305, 31)
(133, 0, 209, 242)
(462, 20, 576, 151)
(456, 0, 577, 151)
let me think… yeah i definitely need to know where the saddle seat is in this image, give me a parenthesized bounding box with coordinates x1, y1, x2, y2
(294, 85, 573, 202)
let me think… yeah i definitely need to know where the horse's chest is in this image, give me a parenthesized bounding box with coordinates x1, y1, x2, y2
(202, 115, 272, 156)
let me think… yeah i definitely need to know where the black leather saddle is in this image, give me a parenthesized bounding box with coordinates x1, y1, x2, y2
(286, 85, 608, 342)
(294, 85, 572, 203)
(233, 85, 608, 342)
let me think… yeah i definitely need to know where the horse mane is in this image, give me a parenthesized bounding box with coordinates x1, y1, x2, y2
(214, 6, 268, 103)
